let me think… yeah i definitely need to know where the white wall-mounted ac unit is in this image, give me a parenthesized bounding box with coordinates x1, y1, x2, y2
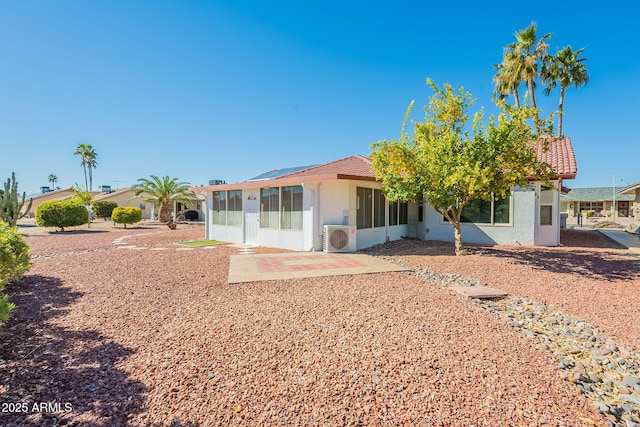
(323, 225, 357, 252)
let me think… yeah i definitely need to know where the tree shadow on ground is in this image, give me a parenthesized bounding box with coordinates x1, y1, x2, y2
(0, 275, 146, 426)
(365, 231, 640, 282)
(479, 246, 639, 282)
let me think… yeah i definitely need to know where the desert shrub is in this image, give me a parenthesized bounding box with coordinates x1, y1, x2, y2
(0, 221, 31, 326)
(583, 210, 596, 218)
(93, 201, 118, 220)
(112, 206, 142, 228)
(35, 200, 89, 231)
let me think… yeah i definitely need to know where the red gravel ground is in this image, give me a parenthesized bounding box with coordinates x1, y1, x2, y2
(2, 226, 631, 426)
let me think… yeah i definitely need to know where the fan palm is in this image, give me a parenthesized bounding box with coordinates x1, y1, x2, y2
(134, 176, 197, 223)
(541, 46, 589, 137)
(48, 174, 58, 190)
(73, 144, 98, 191)
(492, 51, 523, 108)
(504, 22, 551, 133)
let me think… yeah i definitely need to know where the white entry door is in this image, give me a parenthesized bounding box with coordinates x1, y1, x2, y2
(244, 190, 260, 245)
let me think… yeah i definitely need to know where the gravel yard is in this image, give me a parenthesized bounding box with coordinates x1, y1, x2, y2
(3, 226, 637, 426)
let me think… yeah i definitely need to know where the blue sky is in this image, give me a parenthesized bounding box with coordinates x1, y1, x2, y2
(1, 1, 638, 195)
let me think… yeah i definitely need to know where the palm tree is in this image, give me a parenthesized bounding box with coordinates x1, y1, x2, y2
(504, 22, 552, 133)
(134, 176, 197, 223)
(492, 51, 523, 108)
(48, 173, 58, 190)
(541, 46, 589, 137)
(73, 144, 98, 191)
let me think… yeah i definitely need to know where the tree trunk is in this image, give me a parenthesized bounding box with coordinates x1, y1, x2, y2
(513, 87, 521, 108)
(83, 165, 88, 190)
(557, 87, 565, 137)
(159, 202, 173, 223)
(528, 78, 540, 134)
(453, 222, 464, 256)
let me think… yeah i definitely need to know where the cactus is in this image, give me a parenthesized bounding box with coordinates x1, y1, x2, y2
(0, 172, 33, 227)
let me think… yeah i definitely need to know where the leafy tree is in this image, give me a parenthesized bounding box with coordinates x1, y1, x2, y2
(93, 201, 118, 220)
(111, 206, 142, 228)
(35, 200, 89, 232)
(0, 172, 32, 227)
(0, 221, 31, 327)
(370, 79, 555, 255)
(48, 173, 58, 190)
(541, 46, 589, 137)
(74, 144, 98, 191)
(133, 176, 197, 223)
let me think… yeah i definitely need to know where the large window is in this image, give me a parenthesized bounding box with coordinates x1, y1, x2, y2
(357, 187, 387, 229)
(260, 188, 279, 228)
(228, 190, 243, 227)
(389, 201, 408, 226)
(281, 186, 303, 230)
(212, 191, 227, 225)
(460, 196, 510, 224)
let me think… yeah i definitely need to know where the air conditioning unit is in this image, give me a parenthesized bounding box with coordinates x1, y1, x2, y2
(323, 225, 357, 252)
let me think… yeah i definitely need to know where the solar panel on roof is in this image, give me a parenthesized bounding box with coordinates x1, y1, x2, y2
(248, 165, 317, 181)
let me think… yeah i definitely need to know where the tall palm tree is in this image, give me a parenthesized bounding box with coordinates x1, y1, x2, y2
(73, 144, 98, 191)
(134, 175, 197, 223)
(541, 46, 589, 137)
(504, 22, 552, 133)
(48, 173, 58, 190)
(492, 51, 523, 108)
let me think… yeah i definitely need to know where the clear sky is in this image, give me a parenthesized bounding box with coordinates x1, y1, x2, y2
(1, 1, 638, 196)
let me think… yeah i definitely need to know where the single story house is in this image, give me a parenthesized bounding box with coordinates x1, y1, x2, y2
(618, 181, 640, 233)
(560, 187, 636, 220)
(196, 138, 578, 251)
(22, 186, 205, 221)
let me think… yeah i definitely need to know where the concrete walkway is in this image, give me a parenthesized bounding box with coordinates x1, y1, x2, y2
(597, 229, 640, 252)
(228, 252, 409, 284)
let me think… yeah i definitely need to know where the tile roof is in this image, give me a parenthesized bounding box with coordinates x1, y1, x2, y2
(281, 155, 376, 179)
(533, 137, 577, 179)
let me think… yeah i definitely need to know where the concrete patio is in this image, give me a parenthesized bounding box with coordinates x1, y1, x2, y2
(228, 252, 410, 283)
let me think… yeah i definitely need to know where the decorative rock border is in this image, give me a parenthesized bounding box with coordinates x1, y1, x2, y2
(382, 256, 640, 426)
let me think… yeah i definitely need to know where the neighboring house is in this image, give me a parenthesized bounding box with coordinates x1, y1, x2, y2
(92, 188, 156, 220)
(618, 181, 640, 233)
(22, 186, 205, 221)
(560, 187, 636, 224)
(197, 138, 578, 251)
(22, 187, 76, 218)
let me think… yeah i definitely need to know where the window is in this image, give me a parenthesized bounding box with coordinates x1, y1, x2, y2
(260, 188, 279, 228)
(374, 189, 385, 227)
(357, 187, 389, 229)
(212, 191, 227, 225)
(460, 196, 511, 225)
(356, 187, 373, 229)
(228, 190, 243, 227)
(281, 186, 303, 230)
(539, 188, 553, 226)
(389, 201, 408, 226)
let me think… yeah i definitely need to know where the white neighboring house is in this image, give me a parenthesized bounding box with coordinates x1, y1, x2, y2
(196, 138, 577, 251)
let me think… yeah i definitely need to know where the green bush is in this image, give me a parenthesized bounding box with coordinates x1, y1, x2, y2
(93, 201, 118, 220)
(35, 200, 89, 231)
(0, 221, 31, 326)
(111, 206, 142, 228)
(583, 210, 596, 218)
